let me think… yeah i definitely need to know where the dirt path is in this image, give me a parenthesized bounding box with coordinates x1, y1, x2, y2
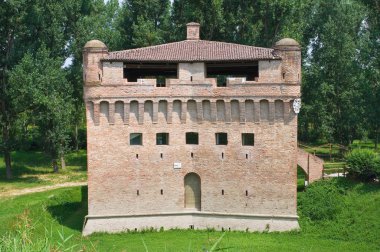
(0, 181, 87, 198)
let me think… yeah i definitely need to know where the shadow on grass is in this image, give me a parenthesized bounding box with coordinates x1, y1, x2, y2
(332, 177, 380, 194)
(0, 174, 45, 184)
(0, 165, 51, 183)
(0, 150, 87, 181)
(0, 151, 52, 181)
(65, 151, 87, 171)
(47, 186, 88, 231)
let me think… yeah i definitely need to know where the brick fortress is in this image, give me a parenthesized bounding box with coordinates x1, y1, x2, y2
(82, 23, 301, 235)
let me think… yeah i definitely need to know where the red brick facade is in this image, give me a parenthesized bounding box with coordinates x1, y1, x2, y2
(82, 23, 301, 235)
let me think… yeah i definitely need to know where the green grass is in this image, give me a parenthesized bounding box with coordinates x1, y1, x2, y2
(323, 162, 346, 169)
(0, 178, 379, 251)
(0, 150, 87, 194)
(297, 166, 306, 190)
(351, 140, 379, 152)
(323, 162, 346, 175)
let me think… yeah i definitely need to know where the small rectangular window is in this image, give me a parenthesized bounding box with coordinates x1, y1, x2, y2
(156, 76, 166, 87)
(242, 133, 254, 146)
(216, 133, 228, 145)
(156, 133, 169, 145)
(186, 132, 199, 145)
(130, 133, 143, 145)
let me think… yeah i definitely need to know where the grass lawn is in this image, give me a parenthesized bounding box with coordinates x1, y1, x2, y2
(0, 150, 87, 194)
(0, 178, 379, 251)
(350, 140, 379, 152)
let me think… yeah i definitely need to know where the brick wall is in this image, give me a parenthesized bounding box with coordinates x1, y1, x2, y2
(83, 41, 301, 233)
(86, 107, 298, 216)
(258, 60, 282, 83)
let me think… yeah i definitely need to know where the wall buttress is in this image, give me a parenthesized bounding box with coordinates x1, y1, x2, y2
(225, 102, 231, 123)
(239, 101, 246, 124)
(167, 102, 173, 124)
(153, 102, 159, 124)
(181, 102, 187, 123)
(269, 102, 275, 125)
(197, 101, 203, 123)
(109, 102, 115, 125)
(94, 103, 100, 126)
(124, 102, 130, 124)
(138, 102, 144, 124)
(210, 101, 217, 123)
(254, 101, 260, 124)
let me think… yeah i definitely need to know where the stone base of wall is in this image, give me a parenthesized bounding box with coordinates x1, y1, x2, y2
(82, 211, 299, 236)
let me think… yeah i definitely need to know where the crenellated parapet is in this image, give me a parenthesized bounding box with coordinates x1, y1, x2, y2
(86, 98, 297, 126)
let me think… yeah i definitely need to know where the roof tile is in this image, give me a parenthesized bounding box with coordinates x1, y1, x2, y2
(104, 40, 280, 62)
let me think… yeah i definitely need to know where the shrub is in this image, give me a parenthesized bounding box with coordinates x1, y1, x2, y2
(345, 149, 380, 181)
(298, 180, 344, 221)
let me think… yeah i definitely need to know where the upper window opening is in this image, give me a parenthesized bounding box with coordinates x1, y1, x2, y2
(206, 62, 259, 87)
(130, 133, 143, 145)
(186, 132, 199, 145)
(156, 133, 169, 145)
(242, 133, 254, 146)
(215, 133, 228, 145)
(123, 63, 178, 87)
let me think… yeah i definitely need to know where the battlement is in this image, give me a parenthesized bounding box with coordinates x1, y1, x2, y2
(86, 99, 296, 126)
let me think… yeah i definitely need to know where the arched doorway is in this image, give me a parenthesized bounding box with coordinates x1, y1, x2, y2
(184, 173, 201, 210)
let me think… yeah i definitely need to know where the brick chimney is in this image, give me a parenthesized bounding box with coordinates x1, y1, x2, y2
(186, 22, 200, 40)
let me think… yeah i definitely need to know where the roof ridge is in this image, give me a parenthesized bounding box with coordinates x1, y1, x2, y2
(109, 40, 186, 54)
(190, 40, 274, 50)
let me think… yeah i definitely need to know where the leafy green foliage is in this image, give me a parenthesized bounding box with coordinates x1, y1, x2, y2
(345, 149, 380, 180)
(8, 47, 74, 171)
(300, 1, 367, 144)
(132, 16, 164, 47)
(119, 0, 171, 48)
(298, 180, 344, 221)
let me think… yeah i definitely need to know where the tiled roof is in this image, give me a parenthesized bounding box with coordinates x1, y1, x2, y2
(103, 40, 280, 62)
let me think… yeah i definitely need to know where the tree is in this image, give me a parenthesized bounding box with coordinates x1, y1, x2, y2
(131, 16, 164, 47)
(0, 0, 88, 178)
(358, 0, 380, 149)
(0, 0, 29, 179)
(300, 0, 367, 145)
(8, 47, 74, 172)
(119, 0, 171, 48)
(171, 0, 225, 41)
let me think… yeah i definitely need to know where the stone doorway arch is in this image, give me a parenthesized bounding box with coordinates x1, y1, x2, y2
(184, 173, 201, 210)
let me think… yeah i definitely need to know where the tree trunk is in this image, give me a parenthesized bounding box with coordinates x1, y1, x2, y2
(2, 30, 14, 180)
(2, 122, 12, 179)
(74, 124, 79, 151)
(375, 128, 379, 150)
(60, 155, 66, 170)
(52, 159, 59, 173)
(4, 151, 12, 179)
